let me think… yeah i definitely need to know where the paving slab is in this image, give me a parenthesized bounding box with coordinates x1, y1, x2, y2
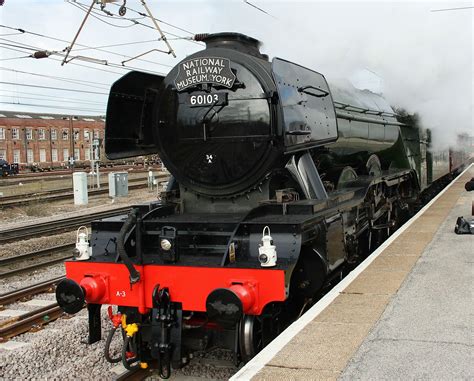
(395, 231, 435, 245)
(314, 294, 391, 324)
(340, 340, 472, 380)
(343, 268, 407, 295)
(364, 207, 473, 346)
(341, 173, 473, 379)
(382, 239, 429, 257)
(254, 366, 340, 381)
(368, 255, 419, 272)
(268, 322, 372, 371)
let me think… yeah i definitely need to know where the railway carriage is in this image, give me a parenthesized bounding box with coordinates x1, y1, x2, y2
(56, 33, 469, 377)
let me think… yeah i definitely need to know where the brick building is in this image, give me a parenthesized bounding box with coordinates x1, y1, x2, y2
(0, 110, 105, 168)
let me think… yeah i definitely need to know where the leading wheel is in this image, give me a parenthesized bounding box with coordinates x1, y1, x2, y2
(239, 315, 263, 363)
(238, 305, 287, 363)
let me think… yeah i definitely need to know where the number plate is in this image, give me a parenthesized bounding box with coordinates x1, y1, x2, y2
(186, 93, 228, 107)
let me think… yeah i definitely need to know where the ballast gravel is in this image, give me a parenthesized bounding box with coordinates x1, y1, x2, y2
(1, 186, 161, 226)
(0, 232, 76, 259)
(0, 263, 66, 294)
(0, 307, 237, 380)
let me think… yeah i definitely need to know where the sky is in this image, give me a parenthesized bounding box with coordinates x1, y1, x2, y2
(0, 0, 472, 148)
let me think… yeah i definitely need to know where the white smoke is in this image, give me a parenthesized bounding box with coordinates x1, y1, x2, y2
(205, 0, 473, 150)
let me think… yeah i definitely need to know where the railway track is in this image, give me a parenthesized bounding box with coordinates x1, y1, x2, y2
(0, 206, 131, 244)
(0, 244, 75, 279)
(0, 276, 65, 305)
(0, 165, 161, 184)
(0, 277, 67, 342)
(0, 179, 152, 208)
(114, 368, 152, 381)
(114, 358, 236, 381)
(0, 304, 64, 343)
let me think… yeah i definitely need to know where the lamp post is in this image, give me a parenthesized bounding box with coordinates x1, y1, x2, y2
(69, 116, 74, 170)
(49, 125, 53, 170)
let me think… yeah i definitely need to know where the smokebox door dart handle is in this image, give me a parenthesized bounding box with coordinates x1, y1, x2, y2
(298, 85, 329, 98)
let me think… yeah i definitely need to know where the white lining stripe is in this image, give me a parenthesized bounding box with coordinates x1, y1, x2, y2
(231, 163, 472, 381)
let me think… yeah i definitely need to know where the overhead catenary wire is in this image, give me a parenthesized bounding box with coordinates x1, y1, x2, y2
(68, 0, 141, 29)
(0, 101, 104, 114)
(0, 95, 105, 108)
(0, 45, 31, 55)
(71, 38, 162, 52)
(0, 93, 107, 106)
(0, 81, 109, 96)
(0, 36, 167, 77)
(0, 2, 204, 114)
(66, 0, 177, 60)
(69, 0, 202, 46)
(243, 0, 277, 18)
(0, 55, 31, 61)
(0, 32, 25, 37)
(0, 25, 174, 69)
(0, 89, 107, 105)
(431, 6, 474, 12)
(0, 45, 125, 76)
(0, 67, 111, 90)
(107, 0, 196, 36)
(62, 0, 97, 65)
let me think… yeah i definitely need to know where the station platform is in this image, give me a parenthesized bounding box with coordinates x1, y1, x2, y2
(232, 165, 473, 381)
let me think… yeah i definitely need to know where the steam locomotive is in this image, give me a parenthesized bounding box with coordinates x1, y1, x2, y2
(56, 33, 468, 377)
(0, 159, 19, 177)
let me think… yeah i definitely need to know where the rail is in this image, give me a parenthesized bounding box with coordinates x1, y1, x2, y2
(0, 179, 154, 208)
(0, 244, 74, 279)
(0, 276, 65, 305)
(0, 206, 131, 244)
(0, 276, 68, 342)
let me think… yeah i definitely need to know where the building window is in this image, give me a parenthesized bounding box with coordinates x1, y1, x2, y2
(84, 130, 90, 140)
(13, 150, 20, 163)
(74, 148, 80, 160)
(38, 129, 46, 140)
(39, 149, 46, 163)
(85, 148, 91, 161)
(27, 149, 34, 163)
(26, 128, 33, 140)
(93, 130, 100, 139)
(63, 148, 69, 161)
(0, 128, 5, 140)
(0, 149, 5, 160)
(52, 149, 58, 162)
(74, 130, 80, 141)
(62, 129, 69, 140)
(12, 128, 19, 140)
(51, 129, 57, 140)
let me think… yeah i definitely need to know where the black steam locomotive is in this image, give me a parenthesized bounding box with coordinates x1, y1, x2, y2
(0, 159, 19, 177)
(56, 33, 468, 377)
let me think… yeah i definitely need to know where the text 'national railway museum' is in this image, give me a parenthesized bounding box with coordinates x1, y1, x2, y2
(0, 111, 105, 168)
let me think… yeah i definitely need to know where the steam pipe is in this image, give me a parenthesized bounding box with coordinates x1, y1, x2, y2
(117, 210, 141, 284)
(336, 110, 405, 126)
